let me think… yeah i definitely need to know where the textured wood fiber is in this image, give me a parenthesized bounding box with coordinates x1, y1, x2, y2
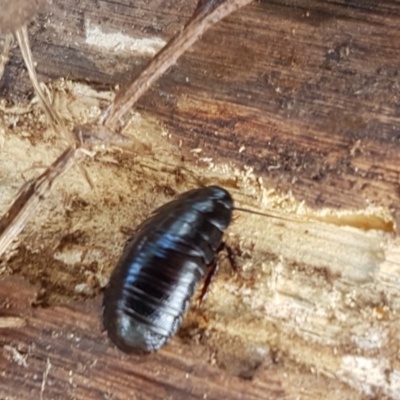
(2, 0, 400, 223)
(1, 1, 400, 399)
(1, 277, 360, 400)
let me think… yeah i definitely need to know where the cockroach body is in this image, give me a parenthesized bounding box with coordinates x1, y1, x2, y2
(102, 185, 233, 353)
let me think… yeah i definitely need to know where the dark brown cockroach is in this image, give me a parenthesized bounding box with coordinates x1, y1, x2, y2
(102, 185, 296, 354)
(102, 185, 234, 353)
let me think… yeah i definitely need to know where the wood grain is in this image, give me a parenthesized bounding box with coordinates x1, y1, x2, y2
(2, 0, 400, 224)
(0, 277, 284, 399)
(1, 1, 400, 399)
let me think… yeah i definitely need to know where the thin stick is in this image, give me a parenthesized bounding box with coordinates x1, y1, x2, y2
(0, 147, 86, 257)
(15, 27, 75, 147)
(40, 358, 52, 400)
(0, 34, 13, 82)
(102, 0, 253, 131)
(15, 26, 94, 188)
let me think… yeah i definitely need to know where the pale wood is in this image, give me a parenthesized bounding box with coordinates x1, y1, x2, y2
(1, 1, 400, 399)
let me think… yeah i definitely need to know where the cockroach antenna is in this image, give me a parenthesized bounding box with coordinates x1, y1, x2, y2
(233, 206, 305, 224)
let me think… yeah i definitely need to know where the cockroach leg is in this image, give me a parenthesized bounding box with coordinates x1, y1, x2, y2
(197, 241, 238, 305)
(221, 241, 240, 272)
(198, 257, 220, 304)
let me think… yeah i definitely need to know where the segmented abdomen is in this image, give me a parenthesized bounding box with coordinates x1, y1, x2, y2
(102, 186, 233, 353)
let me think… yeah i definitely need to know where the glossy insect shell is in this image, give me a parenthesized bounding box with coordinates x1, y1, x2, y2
(102, 185, 233, 353)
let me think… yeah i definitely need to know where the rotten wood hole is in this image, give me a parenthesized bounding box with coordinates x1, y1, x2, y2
(0, 1, 400, 399)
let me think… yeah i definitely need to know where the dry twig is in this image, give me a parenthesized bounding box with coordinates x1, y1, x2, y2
(100, 0, 253, 131)
(0, 147, 87, 257)
(15, 27, 75, 147)
(16, 26, 94, 187)
(40, 358, 52, 400)
(0, 34, 13, 82)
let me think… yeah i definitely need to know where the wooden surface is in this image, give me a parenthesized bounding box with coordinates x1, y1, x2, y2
(0, 277, 286, 400)
(2, 0, 400, 222)
(1, 1, 400, 399)
(0, 276, 367, 399)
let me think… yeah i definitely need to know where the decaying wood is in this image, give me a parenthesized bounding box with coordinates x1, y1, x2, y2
(2, 0, 396, 223)
(100, 0, 253, 130)
(15, 25, 95, 193)
(0, 0, 250, 259)
(15, 26, 75, 147)
(0, 147, 84, 257)
(1, 0, 400, 399)
(1, 83, 398, 398)
(0, 277, 364, 399)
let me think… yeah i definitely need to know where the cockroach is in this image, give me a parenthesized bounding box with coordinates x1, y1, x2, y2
(102, 185, 234, 353)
